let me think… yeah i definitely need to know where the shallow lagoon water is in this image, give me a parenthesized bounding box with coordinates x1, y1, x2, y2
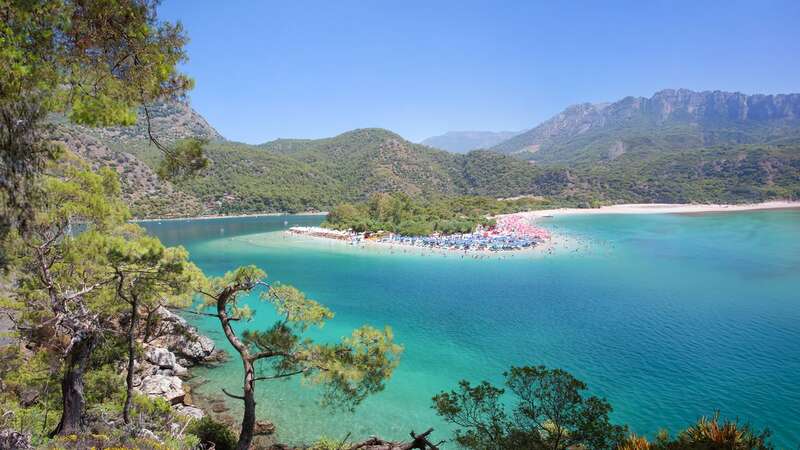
(142, 210, 800, 447)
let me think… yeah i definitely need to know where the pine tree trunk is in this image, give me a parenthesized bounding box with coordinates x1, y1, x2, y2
(123, 293, 140, 424)
(236, 359, 257, 450)
(215, 287, 258, 450)
(51, 331, 96, 436)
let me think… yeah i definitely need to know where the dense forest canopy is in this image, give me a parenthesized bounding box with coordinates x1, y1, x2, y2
(322, 193, 552, 235)
(73, 120, 800, 219)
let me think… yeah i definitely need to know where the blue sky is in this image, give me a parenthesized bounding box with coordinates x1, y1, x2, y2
(159, 0, 800, 144)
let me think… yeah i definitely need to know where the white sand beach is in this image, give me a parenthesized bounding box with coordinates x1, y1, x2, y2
(275, 229, 573, 259)
(508, 201, 800, 219)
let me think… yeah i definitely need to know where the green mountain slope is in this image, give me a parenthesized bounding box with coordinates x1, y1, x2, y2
(70, 109, 566, 217)
(493, 89, 800, 164)
(60, 94, 800, 219)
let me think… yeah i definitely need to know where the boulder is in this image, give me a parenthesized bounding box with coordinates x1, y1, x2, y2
(152, 307, 216, 365)
(180, 335, 216, 362)
(0, 429, 31, 450)
(210, 402, 229, 413)
(138, 374, 185, 405)
(137, 428, 162, 443)
(19, 389, 39, 407)
(217, 414, 235, 427)
(173, 404, 205, 420)
(146, 346, 177, 369)
(254, 420, 276, 436)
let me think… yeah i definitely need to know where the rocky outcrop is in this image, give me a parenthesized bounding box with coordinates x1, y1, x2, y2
(149, 307, 220, 367)
(172, 404, 205, 420)
(0, 429, 31, 450)
(52, 126, 205, 219)
(492, 88, 800, 161)
(133, 308, 223, 419)
(254, 420, 276, 436)
(138, 373, 185, 405)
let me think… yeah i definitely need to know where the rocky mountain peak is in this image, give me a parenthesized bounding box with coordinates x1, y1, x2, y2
(492, 88, 800, 158)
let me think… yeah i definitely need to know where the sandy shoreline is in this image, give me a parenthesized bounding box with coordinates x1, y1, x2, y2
(133, 201, 800, 223)
(282, 229, 567, 258)
(507, 201, 800, 219)
(278, 200, 799, 258)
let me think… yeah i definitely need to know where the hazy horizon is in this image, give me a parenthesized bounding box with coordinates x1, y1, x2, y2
(160, 0, 800, 144)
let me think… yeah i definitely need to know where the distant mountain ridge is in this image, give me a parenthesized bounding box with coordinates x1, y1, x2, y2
(492, 89, 800, 163)
(421, 130, 521, 153)
(59, 89, 800, 218)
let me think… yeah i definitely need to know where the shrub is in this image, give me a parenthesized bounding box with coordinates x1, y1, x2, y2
(312, 436, 347, 450)
(186, 416, 237, 450)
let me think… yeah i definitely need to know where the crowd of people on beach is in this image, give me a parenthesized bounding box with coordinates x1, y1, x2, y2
(289, 213, 551, 253)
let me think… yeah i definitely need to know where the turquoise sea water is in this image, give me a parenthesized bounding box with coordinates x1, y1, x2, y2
(142, 210, 800, 447)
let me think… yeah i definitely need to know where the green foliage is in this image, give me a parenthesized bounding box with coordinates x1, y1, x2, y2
(0, 347, 62, 445)
(263, 283, 335, 330)
(312, 435, 349, 450)
(619, 413, 773, 450)
(4, 158, 205, 439)
(0, 0, 197, 235)
(84, 365, 125, 407)
(78, 119, 800, 219)
(433, 365, 627, 450)
(68, 95, 137, 127)
(132, 394, 174, 419)
(205, 266, 402, 412)
(186, 416, 238, 450)
(90, 334, 130, 367)
(157, 138, 211, 179)
(323, 192, 549, 236)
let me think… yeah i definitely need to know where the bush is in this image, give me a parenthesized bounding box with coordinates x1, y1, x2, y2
(312, 436, 346, 450)
(186, 416, 237, 450)
(85, 365, 125, 407)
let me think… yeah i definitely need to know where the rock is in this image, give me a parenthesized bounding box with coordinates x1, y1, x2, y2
(211, 402, 229, 413)
(138, 374, 185, 405)
(183, 384, 193, 405)
(217, 414, 235, 427)
(19, 389, 39, 407)
(152, 307, 216, 365)
(137, 428, 162, 443)
(146, 346, 177, 369)
(134, 359, 158, 379)
(173, 362, 188, 377)
(181, 335, 216, 363)
(173, 404, 205, 420)
(0, 429, 31, 450)
(254, 420, 276, 436)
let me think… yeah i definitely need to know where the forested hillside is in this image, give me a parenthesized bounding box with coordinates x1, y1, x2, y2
(70, 113, 572, 217)
(62, 93, 800, 219)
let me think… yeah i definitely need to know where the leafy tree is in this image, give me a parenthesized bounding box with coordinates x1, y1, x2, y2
(198, 266, 403, 450)
(7, 158, 202, 435)
(433, 366, 626, 450)
(9, 161, 130, 435)
(0, 0, 202, 253)
(106, 225, 203, 423)
(323, 192, 550, 236)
